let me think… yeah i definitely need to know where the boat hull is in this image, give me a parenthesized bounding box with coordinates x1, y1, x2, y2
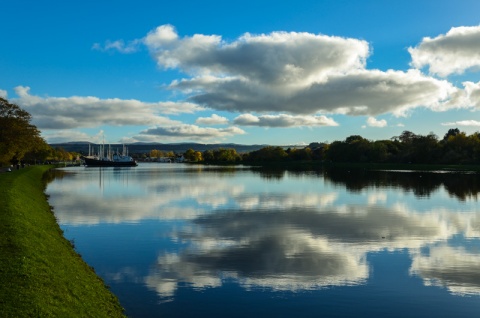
(83, 157, 138, 167)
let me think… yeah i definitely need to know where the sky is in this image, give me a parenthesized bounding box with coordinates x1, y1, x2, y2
(2, 0, 480, 145)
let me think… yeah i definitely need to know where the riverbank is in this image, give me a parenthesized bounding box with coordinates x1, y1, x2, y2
(0, 166, 125, 317)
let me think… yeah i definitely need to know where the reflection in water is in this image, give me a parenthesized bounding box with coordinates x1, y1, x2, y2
(146, 230, 368, 297)
(144, 203, 480, 297)
(411, 245, 480, 296)
(254, 167, 480, 201)
(42, 168, 69, 184)
(324, 168, 480, 201)
(45, 164, 480, 316)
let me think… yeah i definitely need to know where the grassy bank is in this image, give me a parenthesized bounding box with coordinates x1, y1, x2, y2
(0, 166, 125, 317)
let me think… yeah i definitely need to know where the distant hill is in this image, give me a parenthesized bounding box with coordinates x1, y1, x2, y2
(49, 142, 294, 155)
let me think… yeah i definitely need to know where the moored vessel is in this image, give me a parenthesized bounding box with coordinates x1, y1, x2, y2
(82, 143, 137, 167)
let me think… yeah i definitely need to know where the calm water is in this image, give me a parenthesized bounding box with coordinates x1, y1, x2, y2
(45, 163, 480, 317)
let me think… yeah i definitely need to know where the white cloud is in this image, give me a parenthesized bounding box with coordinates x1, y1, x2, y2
(144, 24, 179, 48)
(195, 114, 229, 125)
(233, 113, 259, 125)
(11, 86, 201, 129)
(129, 124, 246, 142)
(145, 26, 369, 84)
(96, 25, 468, 119)
(366, 117, 387, 128)
(409, 25, 480, 77)
(441, 120, 480, 127)
(0, 89, 7, 98)
(233, 113, 338, 127)
(462, 81, 480, 108)
(147, 24, 456, 117)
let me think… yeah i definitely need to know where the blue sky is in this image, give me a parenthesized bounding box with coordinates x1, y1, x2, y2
(2, 0, 480, 145)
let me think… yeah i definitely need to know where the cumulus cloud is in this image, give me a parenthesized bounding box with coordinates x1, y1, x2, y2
(94, 25, 477, 119)
(142, 25, 459, 116)
(195, 114, 229, 125)
(128, 124, 245, 142)
(11, 86, 201, 129)
(366, 117, 387, 128)
(233, 113, 338, 127)
(0, 89, 7, 98)
(145, 25, 369, 83)
(409, 26, 480, 77)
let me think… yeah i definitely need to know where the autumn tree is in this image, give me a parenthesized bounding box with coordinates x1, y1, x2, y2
(149, 149, 164, 158)
(213, 148, 241, 163)
(183, 148, 203, 162)
(201, 148, 241, 163)
(244, 146, 288, 162)
(0, 97, 48, 165)
(184, 148, 196, 161)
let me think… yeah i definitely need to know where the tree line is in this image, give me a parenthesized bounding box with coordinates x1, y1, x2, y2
(182, 129, 480, 165)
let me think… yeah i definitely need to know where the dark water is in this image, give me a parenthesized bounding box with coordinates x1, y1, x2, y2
(45, 164, 480, 317)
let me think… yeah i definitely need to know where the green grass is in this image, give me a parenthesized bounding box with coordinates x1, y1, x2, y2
(0, 166, 125, 317)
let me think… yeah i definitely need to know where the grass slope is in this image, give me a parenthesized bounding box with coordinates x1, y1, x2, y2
(0, 166, 125, 317)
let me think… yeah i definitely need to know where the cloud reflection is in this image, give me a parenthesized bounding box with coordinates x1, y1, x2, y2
(410, 245, 480, 296)
(46, 167, 480, 298)
(144, 203, 480, 298)
(145, 230, 369, 297)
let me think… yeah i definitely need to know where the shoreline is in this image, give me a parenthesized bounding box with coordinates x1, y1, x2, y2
(0, 166, 125, 317)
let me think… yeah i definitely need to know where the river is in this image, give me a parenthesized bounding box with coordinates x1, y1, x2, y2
(45, 163, 480, 317)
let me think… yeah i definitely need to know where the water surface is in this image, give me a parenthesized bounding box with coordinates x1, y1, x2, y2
(46, 164, 480, 317)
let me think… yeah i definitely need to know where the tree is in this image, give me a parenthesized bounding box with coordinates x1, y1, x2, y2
(409, 132, 440, 164)
(22, 139, 52, 164)
(443, 128, 460, 141)
(0, 97, 48, 165)
(245, 146, 288, 162)
(441, 131, 475, 164)
(193, 151, 203, 162)
(325, 141, 347, 162)
(149, 149, 163, 158)
(213, 148, 241, 163)
(368, 141, 388, 163)
(397, 130, 417, 144)
(288, 147, 312, 160)
(202, 150, 215, 162)
(184, 148, 202, 162)
(345, 135, 365, 144)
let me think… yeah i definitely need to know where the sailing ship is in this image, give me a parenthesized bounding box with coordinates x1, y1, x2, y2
(82, 143, 137, 167)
